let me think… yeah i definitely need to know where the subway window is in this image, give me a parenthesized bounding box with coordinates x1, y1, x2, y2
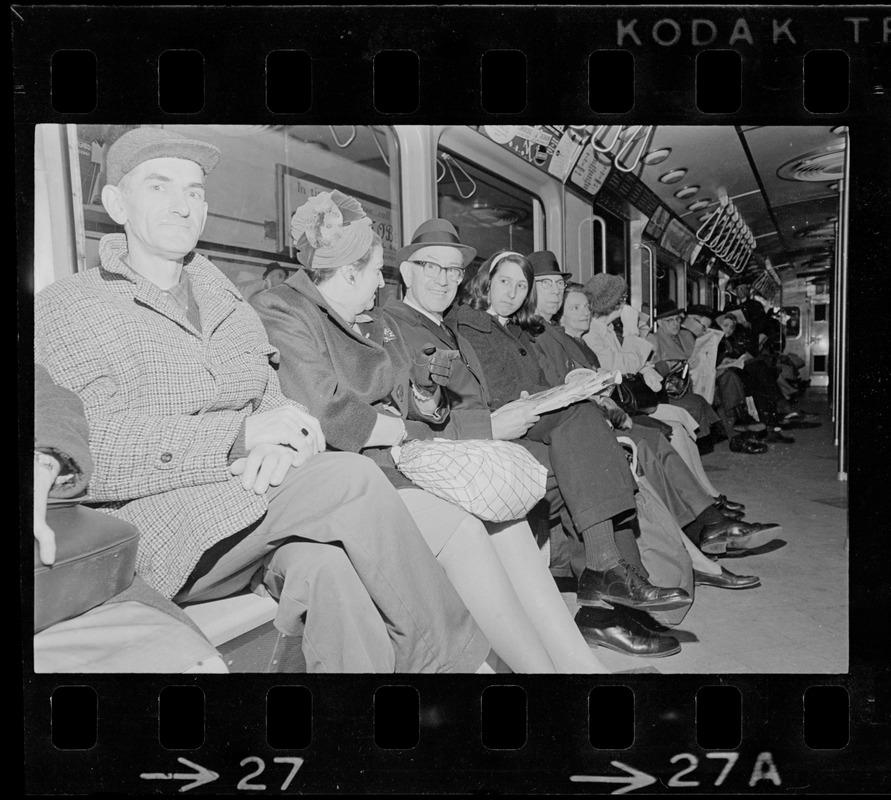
(436, 149, 540, 284)
(71, 124, 402, 304)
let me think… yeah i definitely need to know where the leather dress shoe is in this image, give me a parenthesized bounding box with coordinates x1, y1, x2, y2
(742, 428, 768, 440)
(717, 506, 745, 520)
(765, 427, 795, 443)
(714, 495, 746, 513)
(701, 520, 783, 554)
(576, 561, 692, 611)
(694, 567, 761, 590)
(729, 436, 767, 454)
(577, 611, 682, 658)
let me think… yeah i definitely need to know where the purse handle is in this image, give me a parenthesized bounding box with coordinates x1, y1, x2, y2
(615, 436, 640, 482)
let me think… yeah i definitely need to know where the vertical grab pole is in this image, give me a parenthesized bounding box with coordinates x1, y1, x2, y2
(636, 241, 656, 315)
(837, 137, 850, 482)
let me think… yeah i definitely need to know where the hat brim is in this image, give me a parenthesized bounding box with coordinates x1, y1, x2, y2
(655, 309, 685, 320)
(534, 270, 572, 280)
(396, 240, 477, 269)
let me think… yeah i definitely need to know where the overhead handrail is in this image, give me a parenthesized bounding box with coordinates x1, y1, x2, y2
(328, 125, 357, 148)
(590, 125, 624, 153)
(708, 206, 736, 251)
(441, 153, 477, 200)
(435, 156, 446, 183)
(695, 204, 724, 242)
(369, 126, 390, 168)
(615, 125, 654, 173)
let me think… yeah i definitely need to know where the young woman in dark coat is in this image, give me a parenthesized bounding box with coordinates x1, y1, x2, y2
(447, 252, 693, 615)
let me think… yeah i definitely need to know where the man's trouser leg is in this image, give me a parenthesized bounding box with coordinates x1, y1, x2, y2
(177, 452, 488, 674)
(523, 403, 637, 532)
(622, 426, 713, 528)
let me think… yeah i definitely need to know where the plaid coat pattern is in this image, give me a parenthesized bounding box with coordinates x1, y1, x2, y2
(35, 234, 297, 598)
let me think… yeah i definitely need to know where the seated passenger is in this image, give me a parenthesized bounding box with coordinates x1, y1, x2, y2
(715, 312, 818, 442)
(646, 300, 724, 446)
(383, 228, 684, 657)
(33, 364, 226, 673)
(536, 262, 723, 503)
(34, 128, 488, 674)
(681, 305, 768, 454)
(444, 251, 698, 613)
(531, 264, 763, 592)
(253, 191, 605, 673)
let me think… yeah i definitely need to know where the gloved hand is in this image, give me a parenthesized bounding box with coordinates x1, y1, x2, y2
(641, 365, 663, 392)
(591, 394, 632, 430)
(619, 303, 642, 335)
(411, 344, 461, 393)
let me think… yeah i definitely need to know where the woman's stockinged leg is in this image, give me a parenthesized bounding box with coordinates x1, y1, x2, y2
(398, 488, 557, 673)
(488, 520, 610, 674)
(435, 515, 558, 674)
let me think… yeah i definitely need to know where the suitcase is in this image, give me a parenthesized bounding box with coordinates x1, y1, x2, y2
(34, 502, 139, 633)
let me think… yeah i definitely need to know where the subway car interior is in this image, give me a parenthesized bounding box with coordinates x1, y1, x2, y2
(32, 123, 848, 674)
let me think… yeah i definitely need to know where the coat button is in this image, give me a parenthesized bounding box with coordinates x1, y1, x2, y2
(160, 452, 173, 463)
(395, 386, 404, 399)
(518, 348, 527, 356)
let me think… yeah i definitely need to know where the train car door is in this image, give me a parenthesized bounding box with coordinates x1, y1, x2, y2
(808, 293, 831, 387)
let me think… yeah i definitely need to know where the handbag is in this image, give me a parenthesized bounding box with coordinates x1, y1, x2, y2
(35, 502, 140, 633)
(662, 359, 692, 400)
(612, 373, 659, 415)
(392, 438, 548, 522)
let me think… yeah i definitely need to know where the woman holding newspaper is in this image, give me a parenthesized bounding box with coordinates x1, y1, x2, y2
(448, 251, 693, 621)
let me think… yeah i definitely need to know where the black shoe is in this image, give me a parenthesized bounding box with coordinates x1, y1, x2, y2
(742, 428, 768, 440)
(694, 567, 761, 590)
(553, 575, 579, 593)
(576, 611, 682, 658)
(714, 494, 746, 513)
(729, 436, 768, 454)
(576, 562, 692, 611)
(765, 427, 795, 443)
(717, 507, 745, 520)
(701, 520, 783, 554)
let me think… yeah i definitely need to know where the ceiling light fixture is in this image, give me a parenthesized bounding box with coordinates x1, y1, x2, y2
(643, 148, 672, 165)
(674, 185, 700, 199)
(687, 198, 711, 212)
(659, 168, 687, 184)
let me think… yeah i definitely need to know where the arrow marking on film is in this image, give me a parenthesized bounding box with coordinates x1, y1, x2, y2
(140, 757, 220, 792)
(570, 761, 657, 794)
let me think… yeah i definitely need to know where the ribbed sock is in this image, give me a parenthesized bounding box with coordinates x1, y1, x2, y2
(613, 518, 646, 575)
(581, 519, 621, 571)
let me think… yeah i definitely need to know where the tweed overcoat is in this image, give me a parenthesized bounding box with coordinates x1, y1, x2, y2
(35, 234, 300, 598)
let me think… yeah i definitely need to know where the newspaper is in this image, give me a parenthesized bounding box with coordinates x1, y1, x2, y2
(687, 329, 723, 404)
(526, 369, 622, 415)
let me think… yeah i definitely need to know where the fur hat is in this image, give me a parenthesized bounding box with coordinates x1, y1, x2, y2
(585, 273, 628, 316)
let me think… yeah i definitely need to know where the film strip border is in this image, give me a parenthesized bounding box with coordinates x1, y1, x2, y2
(12, 6, 890, 122)
(25, 676, 882, 794)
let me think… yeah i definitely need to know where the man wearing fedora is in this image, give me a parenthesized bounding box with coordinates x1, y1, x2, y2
(381, 225, 693, 659)
(34, 129, 490, 674)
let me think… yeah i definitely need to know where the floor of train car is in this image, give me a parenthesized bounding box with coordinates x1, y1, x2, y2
(560, 387, 849, 674)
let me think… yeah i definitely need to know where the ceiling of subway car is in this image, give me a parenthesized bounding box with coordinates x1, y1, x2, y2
(636, 125, 846, 279)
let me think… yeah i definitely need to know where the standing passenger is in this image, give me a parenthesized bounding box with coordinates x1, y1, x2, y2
(34, 127, 489, 674)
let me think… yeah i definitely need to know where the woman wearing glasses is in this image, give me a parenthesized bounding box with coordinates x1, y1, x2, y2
(253, 193, 610, 673)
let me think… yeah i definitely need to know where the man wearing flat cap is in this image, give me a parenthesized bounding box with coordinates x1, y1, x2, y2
(35, 128, 489, 673)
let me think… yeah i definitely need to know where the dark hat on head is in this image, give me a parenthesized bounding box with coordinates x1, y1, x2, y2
(528, 250, 571, 280)
(396, 219, 477, 268)
(263, 261, 289, 278)
(655, 300, 685, 320)
(584, 273, 628, 316)
(105, 127, 221, 187)
(526, 250, 572, 278)
(685, 303, 716, 321)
